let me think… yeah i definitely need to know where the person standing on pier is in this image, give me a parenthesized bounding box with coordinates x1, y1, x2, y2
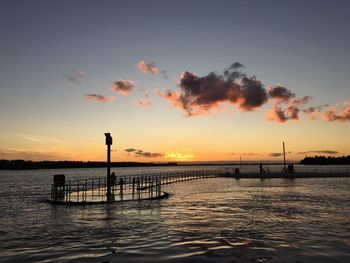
(259, 163, 263, 174)
(111, 172, 116, 187)
(110, 172, 116, 200)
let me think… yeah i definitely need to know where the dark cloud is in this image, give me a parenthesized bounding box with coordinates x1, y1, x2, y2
(268, 85, 295, 102)
(270, 152, 284, 157)
(64, 70, 85, 84)
(229, 62, 244, 70)
(111, 79, 135, 95)
(155, 61, 327, 122)
(158, 62, 268, 116)
(240, 77, 268, 111)
(84, 94, 115, 103)
(125, 148, 163, 158)
(125, 148, 137, 153)
(291, 96, 312, 105)
(297, 150, 339, 155)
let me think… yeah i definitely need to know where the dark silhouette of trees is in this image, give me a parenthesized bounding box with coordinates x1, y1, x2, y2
(300, 155, 350, 165)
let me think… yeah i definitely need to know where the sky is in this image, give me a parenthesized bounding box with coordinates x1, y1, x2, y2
(0, 0, 349, 162)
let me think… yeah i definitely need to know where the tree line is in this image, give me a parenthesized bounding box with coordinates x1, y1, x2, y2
(300, 156, 350, 165)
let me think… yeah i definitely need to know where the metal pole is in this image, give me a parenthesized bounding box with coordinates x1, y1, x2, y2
(106, 143, 111, 201)
(105, 133, 113, 202)
(283, 141, 286, 171)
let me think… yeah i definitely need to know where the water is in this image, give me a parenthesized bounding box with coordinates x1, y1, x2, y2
(0, 166, 349, 262)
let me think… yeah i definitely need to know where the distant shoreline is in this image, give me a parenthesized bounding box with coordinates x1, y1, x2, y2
(1, 157, 350, 170)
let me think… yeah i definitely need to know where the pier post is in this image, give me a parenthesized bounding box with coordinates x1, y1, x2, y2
(105, 133, 113, 202)
(283, 142, 286, 171)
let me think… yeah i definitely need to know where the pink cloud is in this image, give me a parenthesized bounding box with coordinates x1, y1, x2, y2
(111, 79, 135, 95)
(266, 84, 312, 123)
(137, 60, 161, 74)
(84, 94, 115, 103)
(136, 99, 152, 107)
(266, 105, 300, 123)
(303, 105, 326, 120)
(323, 101, 350, 122)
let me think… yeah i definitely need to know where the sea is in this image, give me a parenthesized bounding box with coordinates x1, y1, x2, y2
(0, 165, 349, 262)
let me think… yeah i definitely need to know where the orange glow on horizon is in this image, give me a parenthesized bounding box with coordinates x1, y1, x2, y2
(165, 152, 196, 161)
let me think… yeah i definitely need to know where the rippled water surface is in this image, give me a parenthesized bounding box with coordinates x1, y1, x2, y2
(0, 167, 349, 262)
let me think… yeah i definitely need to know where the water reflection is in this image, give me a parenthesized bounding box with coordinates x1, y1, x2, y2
(0, 169, 349, 262)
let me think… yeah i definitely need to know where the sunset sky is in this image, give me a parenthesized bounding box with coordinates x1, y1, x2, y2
(0, 0, 349, 162)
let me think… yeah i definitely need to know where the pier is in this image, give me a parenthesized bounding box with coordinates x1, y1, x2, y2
(49, 166, 350, 205)
(50, 170, 219, 204)
(49, 133, 350, 205)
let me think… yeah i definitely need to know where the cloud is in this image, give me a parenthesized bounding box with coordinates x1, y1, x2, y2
(268, 85, 295, 103)
(84, 94, 115, 103)
(137, 60, 160, 74)
(111, 79, 135, 95)
(64, 70, 85, 84)
(77, 70, 85, 78)
(291, 96, 312, 105)
(157, 89, 185, 108)
(303, 105, 328, 120)
(137, 60, 167, 78)
(322, 101, 350, 122)
(0, 148, 71, 161)
(136, 99, 152, 107)
(266, 105, 300, 123)
(297, 150, 339, 155)
(124, 148, 163, 158)
(230, 152, 259, 156)
(302, 102, 350, 122)
(266, 84, 312, 123)
(135, 91, 152, 107)
(270, 152, 284, 157)
(157, 62, 268, 116)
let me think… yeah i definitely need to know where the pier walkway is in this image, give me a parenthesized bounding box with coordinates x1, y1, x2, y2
(50, 169, 220, 204)
(49, 167, 350, 205)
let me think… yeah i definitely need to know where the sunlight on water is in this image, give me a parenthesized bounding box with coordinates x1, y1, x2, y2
(0, 167, 349, 262)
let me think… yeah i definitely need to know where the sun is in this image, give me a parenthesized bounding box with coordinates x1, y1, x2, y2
(165, 152, 196, 161)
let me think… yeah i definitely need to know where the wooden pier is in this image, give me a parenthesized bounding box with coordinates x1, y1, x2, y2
(49, 167, 350, 205)
(50, 170, 219, 205)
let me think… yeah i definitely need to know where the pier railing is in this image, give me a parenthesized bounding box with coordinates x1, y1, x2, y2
(50, 167, 350, 204)
(50, 169, 219, 204)
(220, 166, 350, 175)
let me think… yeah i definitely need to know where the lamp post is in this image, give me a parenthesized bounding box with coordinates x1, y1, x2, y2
(283, 141, 286, 171)
(104, 133, 113, 202)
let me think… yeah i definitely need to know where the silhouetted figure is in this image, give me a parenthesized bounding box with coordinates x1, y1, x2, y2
(259, 163, 263, 174)
(109, 172, 116, 200)
(119, 177, 124, 192)
(290, 164, 294, 173)
(110, 172, 116, 186)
